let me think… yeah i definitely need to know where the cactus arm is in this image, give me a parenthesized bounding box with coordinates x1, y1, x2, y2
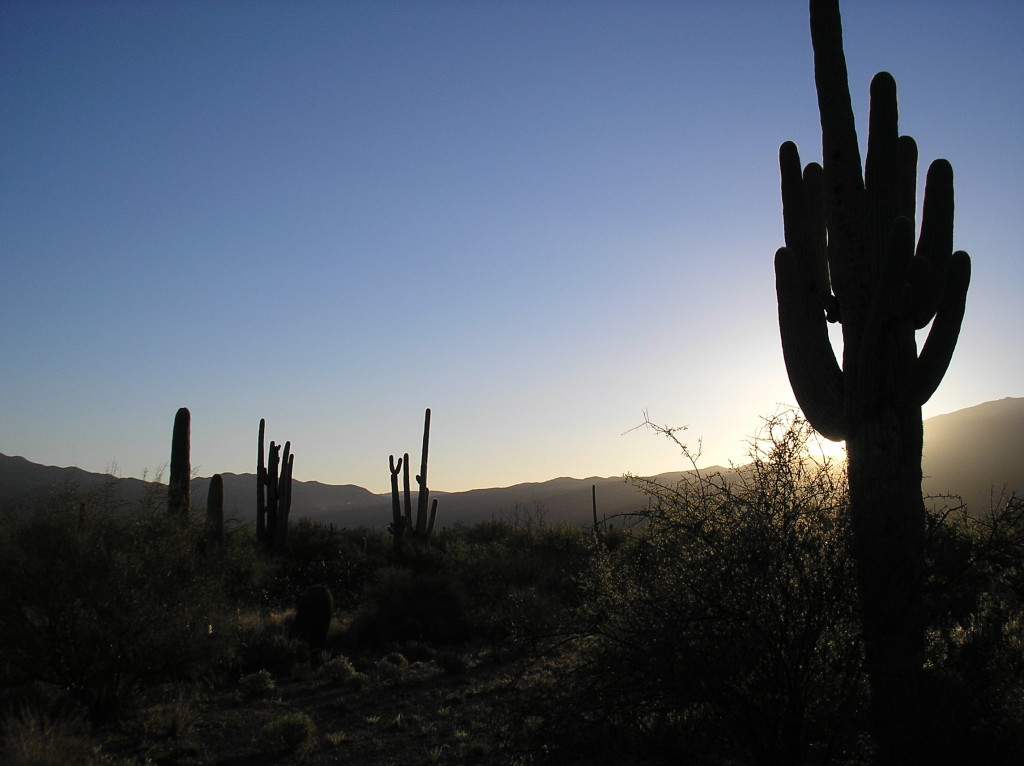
(776, 142, 846, 441)
(912, 160, 956, 328)
(776, 246, 847, 441)
(387, 454, 403, 528)
(915, 250, 970, 404)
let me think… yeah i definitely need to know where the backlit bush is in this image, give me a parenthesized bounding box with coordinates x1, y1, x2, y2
(523, 412, 865, 764)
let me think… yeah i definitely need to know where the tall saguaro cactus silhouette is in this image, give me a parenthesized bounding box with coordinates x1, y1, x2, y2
(774, 0, 970, 758)
(168, 407, 191, 518)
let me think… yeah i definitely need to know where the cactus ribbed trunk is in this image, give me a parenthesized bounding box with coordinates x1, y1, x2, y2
(414, 408, 436, 538)
(206, 473, 224, 559)
(847, 410, 927, 688)
(168, 407, 191, 518)
(774, 2, 970, 760)
(257, 419, 267, 543)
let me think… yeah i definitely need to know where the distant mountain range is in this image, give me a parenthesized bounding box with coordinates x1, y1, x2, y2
(2, 398, 1021, 529)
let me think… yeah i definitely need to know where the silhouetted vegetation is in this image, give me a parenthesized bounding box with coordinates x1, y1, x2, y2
(1, 411, 1018, 764)
(774, 2, 973, 759)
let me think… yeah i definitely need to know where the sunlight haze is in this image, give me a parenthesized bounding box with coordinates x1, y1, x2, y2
(2, 1, 1021, 494)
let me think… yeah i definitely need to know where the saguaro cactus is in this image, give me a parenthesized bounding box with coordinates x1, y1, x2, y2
(168, 407, 191, 517)
(774, 0, 970, 758)
(387, 408, 439, 559)
(256, 418, 294, 554)
(388, 454, 406, 558)
(206, 473, 224, 559)
(413, 408, 438, 539)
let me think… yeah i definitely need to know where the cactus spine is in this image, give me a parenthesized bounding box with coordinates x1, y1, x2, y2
(256, 418, 294, 554)
(388, 408, 439, 559)
(774, 1, 970, 757)
(168, 407, 191, 517)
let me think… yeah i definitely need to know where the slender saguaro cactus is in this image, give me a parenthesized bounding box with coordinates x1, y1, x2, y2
(388, 454, 406, 558)
(256, 419, 294, 554)
(206, 473, 224, 559)
(168, 407, 191, 517)
(414, 408, 438, 539)
(257, 419, 267, 542)
(774, 1, 970, 758)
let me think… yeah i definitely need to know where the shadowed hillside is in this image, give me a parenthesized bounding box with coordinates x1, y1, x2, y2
(922, 397, 1024, 513)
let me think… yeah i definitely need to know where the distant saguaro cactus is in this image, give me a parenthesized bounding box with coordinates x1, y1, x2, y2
(774, 0, 970, 758)
(206, 473, 224, 559)
(168, 407, 191, 518)
(256, 418, 294, 554)
(387, 408, 439, 559)
(388, 453, 406, 558)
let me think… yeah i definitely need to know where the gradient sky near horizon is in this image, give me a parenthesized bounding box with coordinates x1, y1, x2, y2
(2, 1, 1021, 495)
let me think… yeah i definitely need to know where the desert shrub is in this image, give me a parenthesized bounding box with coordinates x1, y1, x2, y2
(0, 504, 228, 721)
(256, 521, 388, 611)
(238, 670, 277, 699)
(0, 707, 96, 766)
(518, 412, 866, 765)
(349, 568, 471, 645)
(231, 617, 306, 677)
(259, 711, 317, 753)
(316, 655, 358, 685)
(918, 493, 1024, 762)
(217, 522, 262, 602)
(440, 520, 590, 639)
(291, 584, 334, 650)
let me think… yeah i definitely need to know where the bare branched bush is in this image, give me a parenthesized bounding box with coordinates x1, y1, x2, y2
(520, 411, 866, 765)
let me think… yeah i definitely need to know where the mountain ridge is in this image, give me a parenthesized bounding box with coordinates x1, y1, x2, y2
(2, 398, 1020, 528)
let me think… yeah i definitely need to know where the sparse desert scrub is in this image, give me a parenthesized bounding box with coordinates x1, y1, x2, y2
(439, 520, 591, 641)
(0, 503, 230, 721)
(915, 492, 1024, 762)
(514, 413, 867, 765)
(316, 655, 359, 685)
(0, 707, 97, 766)
(229, 611, 307, 677)
(259, 710, 318, 753)
(348, 566, 472, 645)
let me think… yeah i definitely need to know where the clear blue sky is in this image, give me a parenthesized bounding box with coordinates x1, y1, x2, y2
(2, 1, 1021, 494)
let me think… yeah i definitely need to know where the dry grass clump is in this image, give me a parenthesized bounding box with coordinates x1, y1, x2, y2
(259, 710, 317, 753)
(1, 707, 97, 766)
